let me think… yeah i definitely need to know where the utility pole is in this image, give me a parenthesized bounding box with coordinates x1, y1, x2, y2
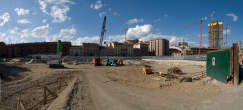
(200, 19, 203, 48)
(199, 19, 203, 55)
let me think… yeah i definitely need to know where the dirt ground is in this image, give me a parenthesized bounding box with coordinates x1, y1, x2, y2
(0, 59, 242, 110)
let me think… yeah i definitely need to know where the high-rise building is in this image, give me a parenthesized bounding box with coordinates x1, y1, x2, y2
(208, 20, 223, 48)
(148, 39, 169, 56)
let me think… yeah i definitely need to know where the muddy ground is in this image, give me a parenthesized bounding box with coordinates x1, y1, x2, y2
(0, 59, 242, 110)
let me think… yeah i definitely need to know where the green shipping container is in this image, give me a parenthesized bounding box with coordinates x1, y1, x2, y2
(57, 40, 62, 54)
(206, 50, 231, 83)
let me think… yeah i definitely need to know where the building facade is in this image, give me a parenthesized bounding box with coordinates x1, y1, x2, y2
(107, 42, 133, 56)
(208, 20, 223, 49)
(70, 46, 83, 56)
(82, 43, 99, 56)
(0, 42, 71, 58)
(70, 43, 118, 56)
(133, 42, 149, 56)
(148, 39, 169, 56)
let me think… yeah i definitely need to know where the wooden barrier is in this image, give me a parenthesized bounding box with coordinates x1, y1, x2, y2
(43, 86, 58, 105)
(16, 96, 26, 110)
(233, 43, 239, 85)
(14, 77, 69, 110)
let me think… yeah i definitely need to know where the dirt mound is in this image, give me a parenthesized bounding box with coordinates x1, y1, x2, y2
(167, 67, 183, 75)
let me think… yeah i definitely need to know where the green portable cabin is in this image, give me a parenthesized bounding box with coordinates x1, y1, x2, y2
(206, 50, 231, 83)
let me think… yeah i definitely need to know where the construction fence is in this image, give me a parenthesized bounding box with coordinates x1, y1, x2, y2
(141, 55, 206, 61)
(63, 55, 207, 64)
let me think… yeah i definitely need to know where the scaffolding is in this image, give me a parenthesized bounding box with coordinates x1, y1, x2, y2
(208, 20, 223, 49)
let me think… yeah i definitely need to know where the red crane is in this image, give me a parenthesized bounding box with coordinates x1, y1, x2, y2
(184, 19, 204, 48)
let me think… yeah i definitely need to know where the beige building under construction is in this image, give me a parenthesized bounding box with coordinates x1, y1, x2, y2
(208, 20, 223, 49)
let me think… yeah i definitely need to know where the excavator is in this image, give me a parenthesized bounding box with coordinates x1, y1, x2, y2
(92, 16, 106, 66)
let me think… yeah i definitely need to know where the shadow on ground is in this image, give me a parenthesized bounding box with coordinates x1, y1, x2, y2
(0, 64, 29, 81)
(239, 65, 243, 83)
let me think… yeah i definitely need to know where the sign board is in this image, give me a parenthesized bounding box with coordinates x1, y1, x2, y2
(212, 57, 215, 66)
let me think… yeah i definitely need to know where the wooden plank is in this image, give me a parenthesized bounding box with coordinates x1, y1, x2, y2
(230, 47, 233, 76)
(57, 78, 61, 90)
(17, 97, 26, 110)
(28, 97, 57, 110)
(43, 87, 47, 105)
(19, 101, 26, 110)
(233, 43, 239, 85)
(45, 87, 58, 98)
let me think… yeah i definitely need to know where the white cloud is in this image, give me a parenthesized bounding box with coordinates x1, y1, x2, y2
(210, 10, 216, 20)
(90, 0, 103, 10)
(225, 13, 238, 22)
(38, 0, 48, 14)
(50, 5, 70, 23)
(127, 24, 152, 39)
(14, 8, 30, 16)
(38, 0, 72, 14)
(9, 25, 77, 43)
(125, 24, 184, 45)
(127, 18, 144, 25)
(6, 23, 188, 47)
(163, 14, 168, 17)
(42, 19, 47, 23)
(154, 18, 161, 22)
(0, 13, 10, 26)
(38, 0, 72, 23)
(197, 33, 208, 38)
(108, 8, 112, 12)
(72, 24, 184, 46)
(50, 27, 77, 41)
(112, 12, 120, 16)
(59, 27, 76, 35)
(46, 0, 72, 4)
(9, 27, 30, 38)
(98, 11, 106, 18)
(0, 32, 19, 44)
(31, 24, 49, 38)
(17, 19, 31, 24)
(0, 32, 6, 41)
(72, 36, 99, 45)
(169, 36, 184, 44)
(223, 28, 231, 35)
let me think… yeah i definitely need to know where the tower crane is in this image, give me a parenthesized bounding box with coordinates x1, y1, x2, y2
(93, 16, 106, 66)
(184, 17, 206, 49)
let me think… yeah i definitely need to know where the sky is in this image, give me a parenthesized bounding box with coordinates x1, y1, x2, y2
(0, 0, 242, 47)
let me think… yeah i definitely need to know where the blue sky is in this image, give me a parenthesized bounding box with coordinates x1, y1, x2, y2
(0, 0, 242, 47)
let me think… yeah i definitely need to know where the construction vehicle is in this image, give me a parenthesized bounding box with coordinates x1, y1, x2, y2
(104, 58, 117, 66)
(92, 57, 101, 66)
(142, 65, 152, 74)
(104, 58, 124, 66)
(48, 40, 64, 68)
(93, 16, 106, 66)
(116, 59, 123, 65)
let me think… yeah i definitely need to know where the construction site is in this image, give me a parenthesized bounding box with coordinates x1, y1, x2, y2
(0, 10, 243, 110)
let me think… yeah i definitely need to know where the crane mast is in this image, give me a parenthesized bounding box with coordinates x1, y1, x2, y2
(93, 16, 106, 66)
(100, 16, 106, 46)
